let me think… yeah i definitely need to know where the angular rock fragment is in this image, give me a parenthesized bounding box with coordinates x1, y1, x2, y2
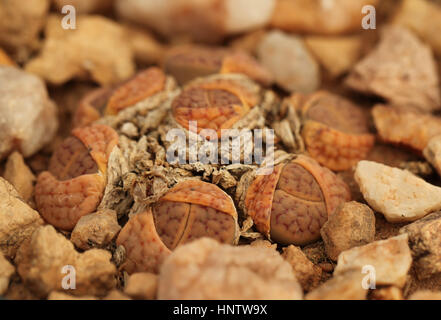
(281, 245, 322, 292)
(271, 0, 378, 35)
(158, 238, 303, 300)
(400, 212, 441, 279)
(124, 272, 158, 300)
(0, 178, 44, 258)
(373, 105, 441, 152)
(103, 290, 131, 300)
(3, 152, 36, 204)
(229, 29, 267, 56)
(423, 135, 441, 177)
(370, 286, 403, 300)
(250, 239, 277, 250)
(305, 36, 363, 77)
(0, 0, 50, 60)
(355, 160, 441, 222)
(306, 270, 367, 300)
(123, 24, 165, 66)
(26, 15, 135, 85)
(15, 225, 116, 298)
(115, 0, 276, 43)
(409, 290, 441, 300)
(346, 26, 441, 112)
(70, 209, 121, 250)
(334, 234, 412, 288)
(321, 201, 375, 261)
(393, 0, 441, 56)
(0, 48, 14, 66)
(4, 281, 38, 300)
(53, 0, 113, 14)
(0, 66, 58, 160)
(0, 252, 15, 295)
(257, 30, 320, 93)
(47, 291, 98, 300)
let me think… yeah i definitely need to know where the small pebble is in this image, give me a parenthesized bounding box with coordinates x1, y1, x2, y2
(334, 234, 412, 288)
(70, 209, 121, 251)
(158, 238, 303, 300)
(423, 135, 441, 177)
(0, 252, 15, 295)
(0, 66, 58, 159)
(355, 160, 441, 222)
(257, 30, 320, 93)
(408, 290, 441, 300)
(124, 272, 158, 300)
(321, 201, 376, 261)
(3, 151, 36, 204)
(281, 245, 322, 292)
(306, 270, 367, 300)
(0, 177, 44, 258)
(15, 225, 116, 298)
(400, 212, 441, 279)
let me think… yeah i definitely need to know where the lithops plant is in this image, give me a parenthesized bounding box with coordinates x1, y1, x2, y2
(171, 74, 269, 138)
(291, 91, 375, 171)
(35, 124, 119, 230)
(245, 155, 351, 245)
(116, 180, 240, 273)
(163, 45, 273, 86)
(73, 67, 170, 128)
